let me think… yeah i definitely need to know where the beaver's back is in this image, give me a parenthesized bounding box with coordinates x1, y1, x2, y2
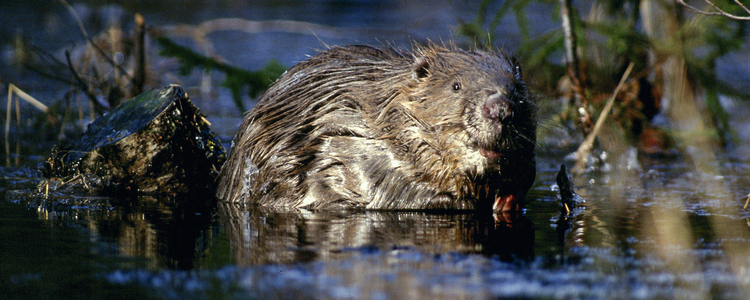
(216, 45, 536, 212)
(217, 46, 413, 208)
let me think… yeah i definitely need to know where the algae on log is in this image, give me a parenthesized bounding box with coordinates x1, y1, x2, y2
(41, 85, 225, 195)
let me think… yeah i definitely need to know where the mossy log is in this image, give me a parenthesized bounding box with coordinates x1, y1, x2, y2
(41, 85, 225, 196)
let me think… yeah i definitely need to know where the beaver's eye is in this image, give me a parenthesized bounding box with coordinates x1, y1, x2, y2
(452, 82, 461, 92)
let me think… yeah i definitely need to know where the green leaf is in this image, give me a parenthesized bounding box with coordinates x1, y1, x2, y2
(155, 36, 286, 112)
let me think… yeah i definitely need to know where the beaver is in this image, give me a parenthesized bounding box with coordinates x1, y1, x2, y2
(216, 44, 536, 215)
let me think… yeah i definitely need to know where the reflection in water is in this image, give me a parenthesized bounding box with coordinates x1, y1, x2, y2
(7, 192, 219, 270)
(5, 157, 750, 298)
(218, 202, 535, 265)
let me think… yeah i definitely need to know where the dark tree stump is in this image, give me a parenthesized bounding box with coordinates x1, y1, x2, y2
(41, 85, 225, 196)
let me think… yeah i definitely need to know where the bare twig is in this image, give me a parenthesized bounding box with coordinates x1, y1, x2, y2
(677, 0, 750, 21)
(158, 18, 404, 41)
(58, 0, 133, 81)
(6, 84, 49, 166)
(62, 173, 91, 190)
(572, 62, 635, 173)
(65, 51, 108, 113)
(133, 13, 146, 96)
(156, 18, 410, 60)
(153, 18, 411, 102)
(7, 84, 48, 112)
(5, 85, 13, 166)
(560, 0, 581, 81)
(23, 45, 77, 85)
(559, 0, 592, 135)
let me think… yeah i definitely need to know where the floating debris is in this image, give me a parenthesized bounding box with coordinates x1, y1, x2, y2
(554, 164, 584, 215)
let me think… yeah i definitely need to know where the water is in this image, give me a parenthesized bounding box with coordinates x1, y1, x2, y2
(3, 1, 750, 299)
(3, 149, 750, 299)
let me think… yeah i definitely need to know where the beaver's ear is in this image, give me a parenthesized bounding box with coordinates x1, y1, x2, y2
(413, 57, 430, 80)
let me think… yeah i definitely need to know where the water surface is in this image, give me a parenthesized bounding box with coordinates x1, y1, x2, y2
(3, 149, 750, 299)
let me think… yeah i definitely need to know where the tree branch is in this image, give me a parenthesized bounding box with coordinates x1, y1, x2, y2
(65, 51, 109, 114)
(58, 0, 134, 81)
(676, 0, 750, 21)
(559, 0, 592, 135)
(572, 63, 635, 174)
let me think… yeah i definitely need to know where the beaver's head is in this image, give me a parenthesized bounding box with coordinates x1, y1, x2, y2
(401, 47, 536, 214)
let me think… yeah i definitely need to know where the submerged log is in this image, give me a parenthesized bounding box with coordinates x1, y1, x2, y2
(40, 85, 225, 196)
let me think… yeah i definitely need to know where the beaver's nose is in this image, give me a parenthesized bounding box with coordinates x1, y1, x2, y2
(482, 93, 513, 125)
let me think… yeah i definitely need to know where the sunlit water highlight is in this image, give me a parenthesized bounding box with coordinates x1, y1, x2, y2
(3, 150, 750, 299)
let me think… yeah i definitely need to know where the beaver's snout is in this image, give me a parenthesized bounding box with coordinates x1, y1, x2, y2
(482, 92, 513, 126)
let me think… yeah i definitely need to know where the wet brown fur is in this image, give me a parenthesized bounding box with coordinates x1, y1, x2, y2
(216, 44, 536, 211)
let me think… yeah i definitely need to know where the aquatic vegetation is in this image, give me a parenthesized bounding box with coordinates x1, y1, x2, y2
(458, 0, 750, 153)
